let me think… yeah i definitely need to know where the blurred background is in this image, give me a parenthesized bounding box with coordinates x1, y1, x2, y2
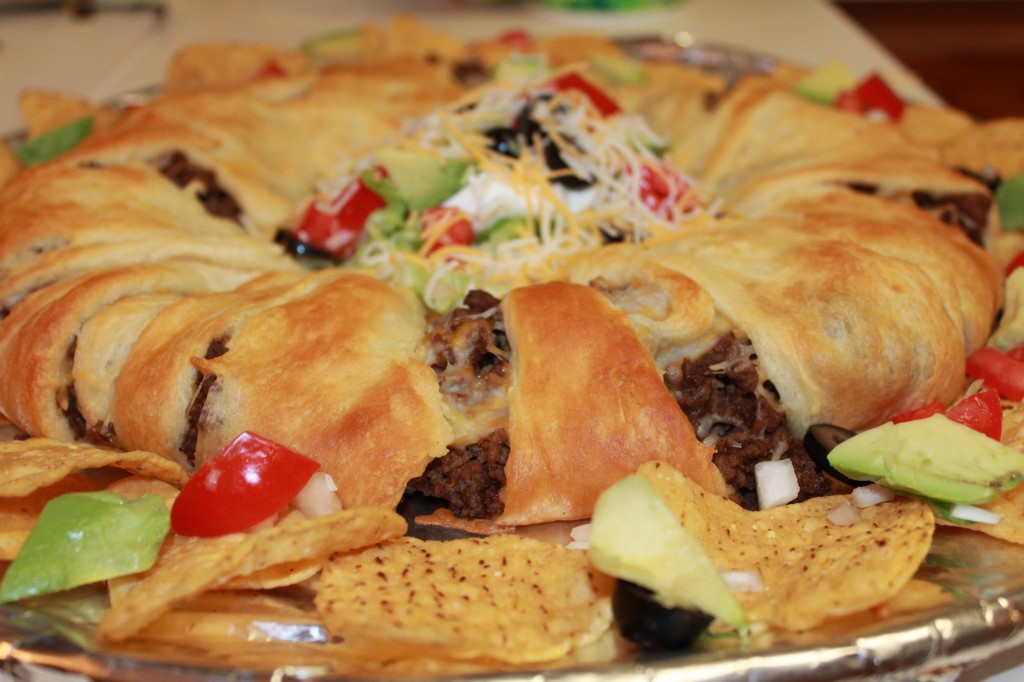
(836, 1, 1024, 119)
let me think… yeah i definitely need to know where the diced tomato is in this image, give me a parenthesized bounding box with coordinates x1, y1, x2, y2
(549, 73, 621, 118)
(1008, 346, 1024, 362)
(853, 73, 905, 121)
(834, 90, 864, 114)
(965, 346, 1024, 401)
(421, 206, 474, 254)
(835, 73, 905, 121)
(945, 388, 1003, 440)
(171, 432, 320, 538)
(295, 176, 386, 260)
(1005, 251, 1024, 277)
(634, 162, 696, 221)
(498, 28, 534, 51)
(889, 400, 944, 424)
(257, 60, 287, 79)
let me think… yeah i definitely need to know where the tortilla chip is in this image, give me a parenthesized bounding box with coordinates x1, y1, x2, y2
(936, 484, 1024, 544)
(316, 534, 613, 664)
(0, 438, 188, 497)
(99, 507, 405, 641)
(104, 476, 180, 507)
(899, 104, 974, 148)
(0, 473, 95, 560)
(218, 557, 323, 590)
(943, 118, 1024, 178)
(164, 43, 313, 93)
(637, 461, 935, 631)
(413, 508, 515, 536)
(19, 90, 115, 139)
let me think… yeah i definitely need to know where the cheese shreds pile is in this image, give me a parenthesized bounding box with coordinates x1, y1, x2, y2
(327, 70, 711, 310)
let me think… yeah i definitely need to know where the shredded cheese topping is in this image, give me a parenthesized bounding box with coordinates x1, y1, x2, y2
(320, 70, 713, 310)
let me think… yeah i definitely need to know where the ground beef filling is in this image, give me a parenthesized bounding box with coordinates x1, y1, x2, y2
(407, 429, 510, 519)
(180, 335, 230, 466)
(408, 290, 512, 518)
(846, 182, 991, 245)
(664, 332, 834, 510)
(158, 151, 243, 223)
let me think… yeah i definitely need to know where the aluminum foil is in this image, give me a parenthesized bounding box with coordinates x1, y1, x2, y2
(2, 37, 1020, 682)
(2, 525, 1024, 682)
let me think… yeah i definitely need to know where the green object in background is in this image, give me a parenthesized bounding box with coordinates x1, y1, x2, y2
(14, 116, 93, 167)
(792, 60, 856, 106)
(0, 492, 169, 603)
(997, 172, 1024, 231)
(539, 0, 682, 9)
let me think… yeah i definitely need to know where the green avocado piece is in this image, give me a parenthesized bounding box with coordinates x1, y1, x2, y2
(828, 414, 1024, 504)
(588, 474, 747, 630)
(587, 53, 647, 86)
(793, 60, 856, 106)
(493, 55, 551, 83)
(14, 116, 94, 167)
(0, 492, 169, 603)
(996, 172, 1024, 232)
(477, 215, 531, 250)
(375, 148, 470, 212)
(301, 27, 364, 66)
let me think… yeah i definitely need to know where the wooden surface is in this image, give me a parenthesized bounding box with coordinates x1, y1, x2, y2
(836, 1, 1024, 120)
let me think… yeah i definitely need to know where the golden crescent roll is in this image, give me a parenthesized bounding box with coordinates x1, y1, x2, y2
(569, 197, 1000, 437)
(113, 269, 452, 509)
(497, 282, 723, 525)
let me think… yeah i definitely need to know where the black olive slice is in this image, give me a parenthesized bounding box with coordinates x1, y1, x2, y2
(612, 580, 713, 652)
(803, 424, 870, 487)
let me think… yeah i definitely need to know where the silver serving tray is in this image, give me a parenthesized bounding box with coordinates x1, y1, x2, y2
(3, 38, 1019, 682)
(3, 525, 1024, 681)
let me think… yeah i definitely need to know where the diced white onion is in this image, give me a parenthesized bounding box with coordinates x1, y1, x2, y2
(721, 571, 764, 593)
(566, 523, 591, 550)
(851, 484, 896, 508)
(948, 504, 1003, 525)
(754, 459, 800, 510)
(294, 472, 344, 519)
(827, 501, 862, 527)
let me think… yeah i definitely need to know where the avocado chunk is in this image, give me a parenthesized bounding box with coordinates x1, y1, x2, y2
(493, 55, 551, 83)
(376, 147, 470, 212)
(477, 215, 531, 251)
(588, 474, 747, 631)
(996, 172, 1024, 232)
(15, 116, 94, 167)
(793, 60, 856, 105)
(827, 414, 1024, 504)
(301, 27, 365, 66)
(0, 492, 169, 603)
(588, 53, 647, 86)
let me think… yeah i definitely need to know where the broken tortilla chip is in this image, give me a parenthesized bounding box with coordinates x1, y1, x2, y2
(0, 438, 188, 497)
(936, 484, 1024, 544)
(104, 476, 180, 507)
(637, 461, 935, 631)
(316, 534, 613, 664)
(219, 557, 324, 591)
(99, 507, 405, 641)
(0, 473, 95, 560)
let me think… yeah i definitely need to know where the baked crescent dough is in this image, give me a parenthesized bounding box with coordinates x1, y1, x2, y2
(112, 269, 452, 509)
(498, 282, 723, 525)
(0, 21, 1008, 525)
(569, 192, 1001, 437)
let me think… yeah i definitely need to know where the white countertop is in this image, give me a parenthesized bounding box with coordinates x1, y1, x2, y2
(0, 0, 940, 135)
(1, 1, 1020, 680)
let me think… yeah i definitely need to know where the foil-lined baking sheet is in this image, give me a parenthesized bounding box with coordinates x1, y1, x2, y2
(0, 37, 1015, 682)
(3, 525, 1024, 682)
